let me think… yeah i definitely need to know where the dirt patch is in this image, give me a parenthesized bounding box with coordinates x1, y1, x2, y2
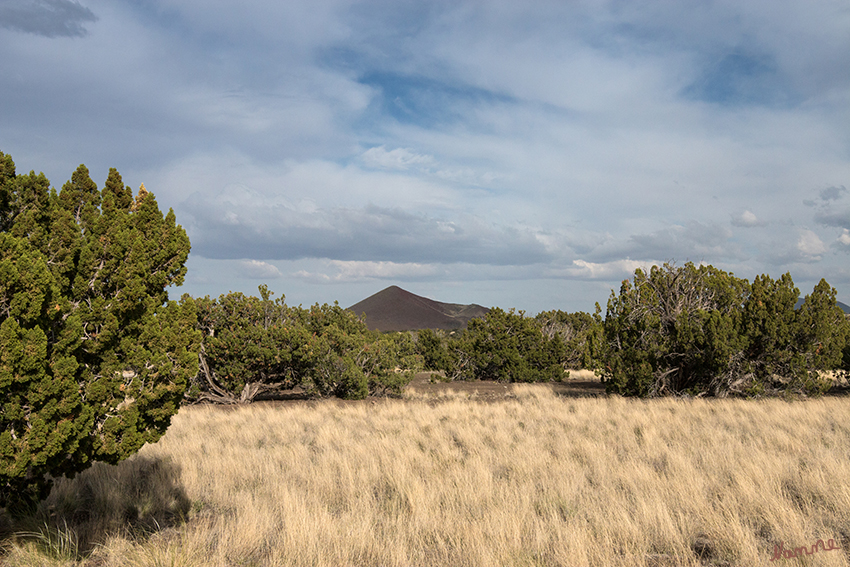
(239, 372, 606, 408)
(200, 369, 849, 409)
(406, 371, 606, 401)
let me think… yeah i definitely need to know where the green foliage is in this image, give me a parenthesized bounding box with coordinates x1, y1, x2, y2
(0, 151, 199, 510)
(193, 286, 312, 403)
(297, 301, 376, 399)
(603, 262, 848, 397)
(415, 328, 452, 372)
(192, 289, 420, 402)
(792, 279, 849, 390)
(364, 332, 420, 396)
(447, 308, 566, 382)
(603, 262, 744, 396)
(535, 307, 605, 370)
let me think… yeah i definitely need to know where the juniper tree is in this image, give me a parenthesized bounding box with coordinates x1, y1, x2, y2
(448, 307, 566, 382)
(0, 152, 199, 510)
(192, 289, 419, 402)
(415, 328, 452, 372)
(603, 262, 848, 397)
(535, 308, 605, 371)
(193, 286, 313, 403)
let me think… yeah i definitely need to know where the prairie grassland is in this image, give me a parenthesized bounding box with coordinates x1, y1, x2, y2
(3, 386, 850, 567)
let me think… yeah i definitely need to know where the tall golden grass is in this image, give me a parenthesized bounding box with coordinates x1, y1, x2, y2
(2, 386, 849, 566)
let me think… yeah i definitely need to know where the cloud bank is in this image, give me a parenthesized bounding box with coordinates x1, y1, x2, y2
(0, 0, 97, 37)
(2, 0, 849, 312)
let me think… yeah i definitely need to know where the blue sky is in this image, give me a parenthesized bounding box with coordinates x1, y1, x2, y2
(2, 0, 849, 313)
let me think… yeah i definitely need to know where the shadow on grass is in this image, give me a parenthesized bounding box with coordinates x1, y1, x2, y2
(1, 454, 190, 561)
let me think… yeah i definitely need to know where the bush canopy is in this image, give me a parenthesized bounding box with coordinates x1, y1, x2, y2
(602, 262, 848, 397)
(191, 286, 419, 402)
(0, 151, 199, 509)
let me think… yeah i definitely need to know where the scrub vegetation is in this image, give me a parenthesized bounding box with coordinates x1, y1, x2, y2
(191, 286, 419, 403)
(421, 263, 850, 398)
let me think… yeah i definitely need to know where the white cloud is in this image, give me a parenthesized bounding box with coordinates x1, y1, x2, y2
(239, 260, 283, 279)
(555, 259, 662, 281)
(797, 229, 827, 260)
(731, 210, 765, 227)
(836, 229, 850, 250)
(295, 260, 439, 283)
(360, 146, 434, 170)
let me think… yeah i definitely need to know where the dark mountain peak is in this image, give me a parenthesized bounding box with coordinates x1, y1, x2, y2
(794, 297, 850, 313)
(348, 286, 489, 332)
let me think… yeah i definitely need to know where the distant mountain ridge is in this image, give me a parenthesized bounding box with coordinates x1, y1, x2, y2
(349, 289, 848, 332)
(347, 286, 489, 332)
(794, 298, 850, 313)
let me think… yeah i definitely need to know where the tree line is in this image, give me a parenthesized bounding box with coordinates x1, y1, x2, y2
(418, 263, 849, 399)
(2, 152, 848, 508)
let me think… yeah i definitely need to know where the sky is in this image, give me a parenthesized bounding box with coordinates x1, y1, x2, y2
(2, 0, 850, 314)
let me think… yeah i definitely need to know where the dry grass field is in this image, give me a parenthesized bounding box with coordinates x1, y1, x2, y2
(2, 383, 850, 566)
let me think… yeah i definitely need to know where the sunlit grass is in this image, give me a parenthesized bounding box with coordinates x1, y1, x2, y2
(2, 386, 849, 566)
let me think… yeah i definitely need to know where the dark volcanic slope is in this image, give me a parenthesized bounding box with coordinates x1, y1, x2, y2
(348, 286, 489, 332)
(794, 298, 850, 313)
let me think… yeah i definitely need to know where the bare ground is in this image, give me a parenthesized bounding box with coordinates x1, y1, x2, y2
(405, 369, 606, 401)
(241, 369, 849, 408)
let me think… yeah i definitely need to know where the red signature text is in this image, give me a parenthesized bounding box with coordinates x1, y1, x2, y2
(770, 539, 841, 561)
